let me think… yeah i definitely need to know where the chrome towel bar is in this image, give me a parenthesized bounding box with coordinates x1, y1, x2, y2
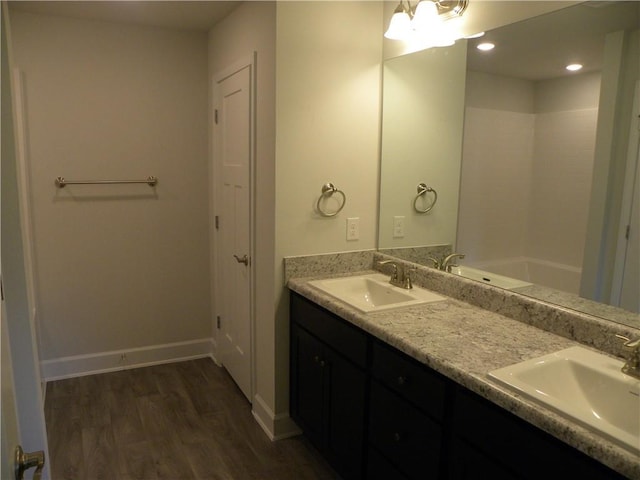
(55, 176, 158, 188)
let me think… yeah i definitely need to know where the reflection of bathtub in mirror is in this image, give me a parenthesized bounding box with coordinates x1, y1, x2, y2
(449, 265, 532, 290)
(458, 258, 581, 294)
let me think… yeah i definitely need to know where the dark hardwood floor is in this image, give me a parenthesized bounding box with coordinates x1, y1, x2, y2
(45, 358, 338, 479)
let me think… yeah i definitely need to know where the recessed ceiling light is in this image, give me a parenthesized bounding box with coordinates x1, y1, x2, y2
(566, 63, 583, 72)
(477, 42, 495, 51)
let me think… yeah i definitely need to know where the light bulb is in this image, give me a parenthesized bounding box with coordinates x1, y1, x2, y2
(412, 0, 440, 31)
(385, 8, 412, 40)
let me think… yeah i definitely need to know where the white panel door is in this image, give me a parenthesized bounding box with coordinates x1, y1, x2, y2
(214, 59, 253, 401)
(1, 4, 49, 478)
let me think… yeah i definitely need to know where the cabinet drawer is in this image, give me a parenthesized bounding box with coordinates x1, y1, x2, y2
(371, 340, 446, 420)
(369, 382, 442, 480)
(290, 292, 367, 367)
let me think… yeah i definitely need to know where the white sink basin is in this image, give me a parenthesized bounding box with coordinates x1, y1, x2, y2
(308, 273, 445, 313)
(489, 346, 640, 454)
(450, 265, 532, 289)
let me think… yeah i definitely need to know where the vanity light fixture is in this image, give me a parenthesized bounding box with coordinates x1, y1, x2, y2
(385, 0, 469, 42)
(566, 63, 583, 72)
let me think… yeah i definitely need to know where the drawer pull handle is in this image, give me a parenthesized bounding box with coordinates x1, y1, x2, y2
(397, 376, 407, 386)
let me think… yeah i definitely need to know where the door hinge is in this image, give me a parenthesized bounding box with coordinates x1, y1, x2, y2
(625, 224, 631, 240)
(215, 215, 220, 230)
(216, 316, 221, 329)
(215, 109, 219, 124)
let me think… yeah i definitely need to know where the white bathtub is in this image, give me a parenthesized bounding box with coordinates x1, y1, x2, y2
(450, 265, 533, 290)
(457, 257, 582, 294)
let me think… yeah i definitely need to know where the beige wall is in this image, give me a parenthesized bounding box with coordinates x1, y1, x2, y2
(10, 11, 211, 362)
(379, 42, 467, 249)
(274, 0, 383, 433)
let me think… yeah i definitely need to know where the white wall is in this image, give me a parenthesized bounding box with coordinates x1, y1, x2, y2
(458, 70, 600, 290)
(208, 1, 279, 435)
(528, 80, 599, 268)
(10, 11, 211, 369)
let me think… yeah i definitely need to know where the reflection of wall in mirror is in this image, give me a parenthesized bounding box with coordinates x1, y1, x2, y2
(378, 41, 467, 250)
(457, 70, 600, 295)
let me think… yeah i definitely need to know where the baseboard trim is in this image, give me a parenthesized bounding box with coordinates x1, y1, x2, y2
(252, 393, 302, 441)
(41, 338, 214, 381)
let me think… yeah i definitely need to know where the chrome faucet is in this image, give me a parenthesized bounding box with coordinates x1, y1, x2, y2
(616, 335, 640, 380)
(441, 253, 465, 273)
(378, 260, 413, 289)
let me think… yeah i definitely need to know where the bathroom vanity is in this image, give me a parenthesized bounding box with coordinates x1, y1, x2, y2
(287, 253, 639, 480)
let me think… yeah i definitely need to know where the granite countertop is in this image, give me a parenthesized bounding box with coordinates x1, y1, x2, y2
(288, 270, 640, 480)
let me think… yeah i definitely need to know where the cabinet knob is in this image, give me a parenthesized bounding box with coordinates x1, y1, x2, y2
(314, 355, 320, 363)
(392, 432, 402, 443)
(319, 360, 326, 367)
(397, 376, 407, 386)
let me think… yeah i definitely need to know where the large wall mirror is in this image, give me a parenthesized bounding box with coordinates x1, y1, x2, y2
(378, 1, 639, 329)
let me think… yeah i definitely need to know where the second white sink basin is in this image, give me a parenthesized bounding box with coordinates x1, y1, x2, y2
(489, 346, 640, 454)
(309, 273, 445, 313)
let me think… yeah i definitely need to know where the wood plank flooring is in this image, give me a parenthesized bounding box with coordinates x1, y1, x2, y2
(44, 358, 338, 479)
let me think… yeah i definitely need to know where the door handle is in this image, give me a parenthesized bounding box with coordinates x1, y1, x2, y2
(15, 446, 45, 480)
(233, 254, 249, 266)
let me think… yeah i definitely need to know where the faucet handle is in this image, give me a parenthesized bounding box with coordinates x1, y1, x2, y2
(426, 256, 441, 269)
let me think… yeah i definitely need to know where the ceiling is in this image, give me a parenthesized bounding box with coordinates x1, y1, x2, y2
(8, 1, 242, 31)
(466, 1, 640, 81)
(8, 1, 640, 79)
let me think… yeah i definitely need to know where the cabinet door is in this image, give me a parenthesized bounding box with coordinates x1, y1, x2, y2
(324, 347, 367, 480)
(290, 325, 325, 449)
(449, 438, 522, 480)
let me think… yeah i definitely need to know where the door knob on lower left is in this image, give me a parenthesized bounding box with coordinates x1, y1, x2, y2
(14, 446, 45, 480)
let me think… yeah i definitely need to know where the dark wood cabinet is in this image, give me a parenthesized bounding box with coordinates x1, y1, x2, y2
(450, 386, 626, 480)
(290, 293, 367, 480)
(290, 291, 626, 480)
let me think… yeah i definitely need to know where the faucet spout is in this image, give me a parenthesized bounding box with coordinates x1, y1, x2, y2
(441, 253, 465, 273)
(378, 260, 413, 289)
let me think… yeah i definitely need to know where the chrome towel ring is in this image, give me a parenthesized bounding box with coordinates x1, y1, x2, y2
(316, 183, 346, 217)
(413, 182, 438, 213)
